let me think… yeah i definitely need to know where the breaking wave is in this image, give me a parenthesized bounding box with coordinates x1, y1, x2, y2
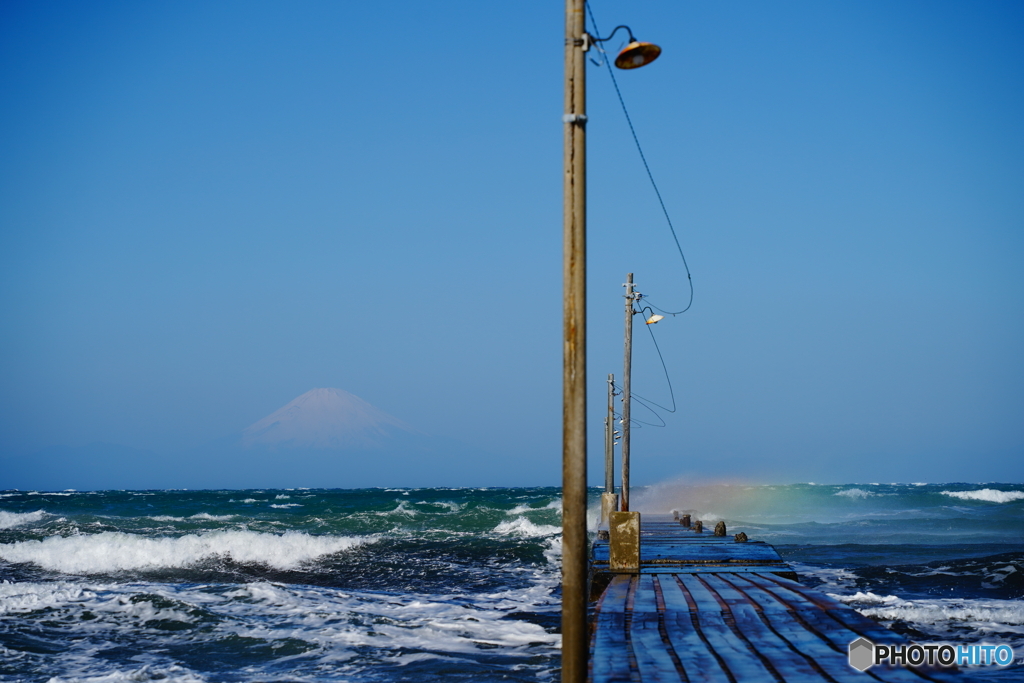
(0, 530, 370, 573)
(149, 512, 235, 522)
(834, 591, 1024, 642)
(492, 517, 560, 538)
(0, 509, 47, 529)
(941, 489, 1024, 503)
(834, 488, 875, 499)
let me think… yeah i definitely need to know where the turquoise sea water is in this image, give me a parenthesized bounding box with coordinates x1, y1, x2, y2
(1, 483, 1022, 682)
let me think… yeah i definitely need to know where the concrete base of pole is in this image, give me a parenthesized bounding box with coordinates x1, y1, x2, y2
(600, 492, 619, 524)
(609, 511, 640, 572)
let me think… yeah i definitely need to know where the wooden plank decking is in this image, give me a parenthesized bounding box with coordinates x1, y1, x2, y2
(589, 517, 960, 683)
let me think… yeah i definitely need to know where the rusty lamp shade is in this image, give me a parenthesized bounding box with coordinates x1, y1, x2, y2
(614, 41, 661, 69)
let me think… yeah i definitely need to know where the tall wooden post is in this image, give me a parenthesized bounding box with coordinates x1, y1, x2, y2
(604, 373, 615, 493)
(561, 0, 588, 681)
(621, 273, 635, 511)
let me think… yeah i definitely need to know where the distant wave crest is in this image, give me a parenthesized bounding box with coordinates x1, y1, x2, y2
(492, 517, 560, 538)
(0, 530, 370, 573)
(0, 510, 46, 530)
(941, 489, 1024, 503)
(834, 488, 875, 499)
(836, 591, 1024, 628)
(149, 513, 236, 522)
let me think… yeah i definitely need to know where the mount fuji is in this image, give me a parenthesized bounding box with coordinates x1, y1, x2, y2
(240, 388, 419, 451)
(15, 388, 503, 490)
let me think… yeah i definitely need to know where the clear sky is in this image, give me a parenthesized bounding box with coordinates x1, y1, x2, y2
(1, 1, 1021, 488)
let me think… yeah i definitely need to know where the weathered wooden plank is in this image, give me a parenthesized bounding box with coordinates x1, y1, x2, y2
(707, 573, 868, 683)
(741, 573, 906, 643)
(654, 575, 733, 683)
(736, 574, 962, 683)
(721, 573, 861, 643)
(593, 543, 782, 563)
(694, 574, 829, 681)
(591, 575, 634, 683)
(638, 536, 745, 542)
(674, 574, 779, 682)
(629, 574, 685, 681)
(613, 566, 794, 575)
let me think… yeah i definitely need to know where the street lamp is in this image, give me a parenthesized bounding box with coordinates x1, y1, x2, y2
(562, 4, 662, 683)
(587, 25, 662, 70)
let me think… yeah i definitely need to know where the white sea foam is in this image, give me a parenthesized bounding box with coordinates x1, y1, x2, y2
(223, 579, 560, 654)
(941, 489, 1024, 503)
(274, 494, 290, 500)
(789, 563, 861, 592)
(149, 513, 235, 522)
(44, 665, 208, 683)
(269, 504, 302, 509)
(835, 592, 1024, 634)
(419, 500, 463, 513)
(492, 517, 560, 538)
(506, 500, 561, 517)
(0, 580, 95, 614)
(0, 530, 370, 573)
(0, 510, 47, 529)
(835, 488, 875, 499)
(2, 574, 560, 681)
(374, 500, 418, 517)
(0, 580, 195, 629)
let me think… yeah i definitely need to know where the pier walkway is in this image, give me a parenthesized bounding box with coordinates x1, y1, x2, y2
(590, 516, 959, 683)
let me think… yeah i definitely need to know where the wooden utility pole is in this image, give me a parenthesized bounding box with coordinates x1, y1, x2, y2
(621, 273, 635, 511)
(604, 373, 615, 493)
(561, 0, 588, 681)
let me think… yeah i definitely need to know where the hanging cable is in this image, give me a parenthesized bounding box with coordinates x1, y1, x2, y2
(586, 2, 694, 315)
(610, 385, 667, 428)
(611, 411, 641, 430)
(634, 304, 677, 414)
(614, 399, 666, 428)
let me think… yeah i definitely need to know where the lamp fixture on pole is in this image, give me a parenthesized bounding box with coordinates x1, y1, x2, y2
(587, 25, 662, 70)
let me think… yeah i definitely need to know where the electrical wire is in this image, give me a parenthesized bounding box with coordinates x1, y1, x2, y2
(586, 1, 694, 315)
(634, 304, 677, 413)
(613, 387, 666, 427)
(606, 300, 678, 427)
(610, 410, 638, 430)
(610, 403, 667, 430)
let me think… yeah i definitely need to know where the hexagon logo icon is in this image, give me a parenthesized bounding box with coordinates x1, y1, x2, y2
(848, 637, 875, 671)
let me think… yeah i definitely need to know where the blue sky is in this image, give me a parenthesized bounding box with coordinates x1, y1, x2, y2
(1, 1, 1021, 488)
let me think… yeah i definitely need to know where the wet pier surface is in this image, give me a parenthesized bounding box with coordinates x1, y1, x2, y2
(590, 517, 960, 683)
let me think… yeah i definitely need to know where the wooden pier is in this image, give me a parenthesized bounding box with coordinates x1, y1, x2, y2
(589, 516, 960, 683)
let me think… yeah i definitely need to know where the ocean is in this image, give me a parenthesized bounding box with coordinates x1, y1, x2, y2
(0, 483, 1021, 682)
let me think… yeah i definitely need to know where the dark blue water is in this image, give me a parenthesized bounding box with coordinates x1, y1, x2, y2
(1, 483, 1021, 681)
